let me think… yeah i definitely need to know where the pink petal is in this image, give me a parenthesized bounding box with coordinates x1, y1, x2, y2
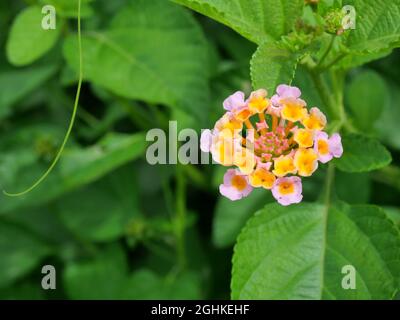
(277, 84, 301, 99)
(223, 91, 245, 111)
(200, 129, 213, 152)
(219, 184, 242, 201)
(329, 133, 343, 158)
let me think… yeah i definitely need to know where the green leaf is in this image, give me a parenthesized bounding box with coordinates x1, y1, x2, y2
(3, 206, 72, 246)
(251, 41, 299, 93)
(6, 6, 62, 66)
(345, 70, 389, 130)
(231, 202, 400, 299)
(171, 0, 304, 44)
(119, 270, 202, 299)
(63, 243, 128, 299)
(336, 49, 392, 70)
(0, 221, 50, 288)
(0, 132, 147, 214)
(344, 0, 400, 52)
(38, 0, 93, 18)
(334, 133, 392, 173)
(0, 65, 57, 118)
(384, 207, 400, 228)
(212, 189, 273, 248)
(376, 83, 400, 150)
(63, 0, 209, 120)
(334, 171, 370, 204)
(57, 166, 140, 242)
(0, 281, 45, 300)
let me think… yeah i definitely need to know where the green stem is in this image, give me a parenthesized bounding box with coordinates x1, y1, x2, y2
(372, 165, 400, 192)
(310, 71, 339, 120)
(182, 164, 209, 191)
(324, 163, 335, 205)
(175, 164, 187, 270)
(317, 35, 335, 69)
(320, 52, 347, 72)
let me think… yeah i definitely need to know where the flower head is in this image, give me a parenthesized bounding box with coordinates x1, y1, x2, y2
(203, 85, 344, 205)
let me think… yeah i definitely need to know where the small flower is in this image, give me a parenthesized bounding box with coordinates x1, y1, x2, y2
(203, 85, 344, 206)
(249, 166, 276, 189)
(293, 128, 314, 148)
(248, 89, 270, 113)
(271, 176, 303, 206)
(234, 147, 257, 175)
(223, 91, 245, 112)
(271, 84, 301, 105)
(215, 112, 242, 132)
(280, 97, 308, 122)
(222, 91, 253, 121)
(219, 169, 253, 201)
(314, 131, 343, 163)
(294, 148, 319, 177)
(302, 107, 327, 130)
(273, 154, 297, 177)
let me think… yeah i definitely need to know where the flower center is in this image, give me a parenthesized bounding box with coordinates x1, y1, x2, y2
(254, 129, 290, 161)
(278, 181, 294, 195)
(231, 175, 247, 191)
(318, 140, 329, 155)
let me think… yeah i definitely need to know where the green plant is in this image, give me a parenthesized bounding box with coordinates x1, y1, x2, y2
(0, 0, 399, 300)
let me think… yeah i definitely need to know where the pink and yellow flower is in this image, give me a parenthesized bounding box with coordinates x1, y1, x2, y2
(219, 169, 253, 201)
(272, 176, 303, 206)
(202, 85, 343, 206)
(314, 131, 343, 163)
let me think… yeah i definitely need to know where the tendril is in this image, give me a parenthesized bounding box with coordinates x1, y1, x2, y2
(3, 0, 83, 197)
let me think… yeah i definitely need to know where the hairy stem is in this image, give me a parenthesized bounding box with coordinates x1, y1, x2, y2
(310, 71, 339, 120)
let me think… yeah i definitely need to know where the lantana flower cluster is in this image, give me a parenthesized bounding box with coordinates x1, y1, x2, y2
(200, 85, 343, 206)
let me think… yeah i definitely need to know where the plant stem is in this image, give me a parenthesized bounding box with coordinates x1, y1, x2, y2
(372, 165, 400, 192)
(317, 35, 335, 69)
(175, 164, 187, 270)
(320, 52, 347, 72)
(324, 163, 335, 205)
(310, 71, 339, 120)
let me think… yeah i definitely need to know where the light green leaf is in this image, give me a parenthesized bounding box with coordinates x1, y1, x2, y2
(63, 243, 128, 299)
(6, 6, 62, 66)
(0, 132, 147, 214)
(0, 65, 57, 118)
(345, 70, 389, 130)
(231, 202, 400, 299)
(212, 189, 273, 248)
(171, 0, 304, 44)
(63, 0, 209, 120)
(57, 166, 140, 242)
(251, 41, 299, 93)
(0, 221, 50, 288)
(334, 133, 392, 173)
(345, 0, 400, 52)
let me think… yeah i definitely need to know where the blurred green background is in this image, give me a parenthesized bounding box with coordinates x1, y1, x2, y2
(0, 0, 399, 299)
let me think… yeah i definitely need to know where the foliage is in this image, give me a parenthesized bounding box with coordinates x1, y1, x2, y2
(0, 0, 400, 300)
